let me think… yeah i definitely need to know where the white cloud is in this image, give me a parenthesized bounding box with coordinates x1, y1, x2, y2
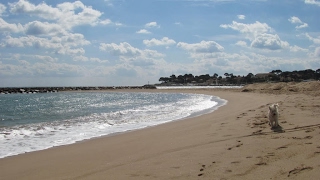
(73, 55, 89, 62)
(114, 22, 123, 26)
(190, 51, 283, 76)
(305, 0, 320, 6)
(9, 0, 62, 20)
(57, 2, 102, 29)
(290, 45, 309, 52)
(0, 18, 24, 33)
(0, 3, 6, 16)
(220, 21, 272, 40)
(141, 49, 164, 58)
(237, 15, 245, 20)
(100, 19, 123, 26)
(136, 29, 151, 34)
(99, 42, 164, 60)
(9, 0, 103, 30)
(235, 40, 247, 47)
(24, 21, 67, 36)
(104, 0, 114, 7)
(99, 42, 142, 56)
(58, 47, 85, 55)
(315, 47, 320, 57)
(61, 33, 91, 46)
(31, 62, 85, 76)
(177, 41, 224, 53)
(1, 33, 89, 55)
(0, 57, 84, 77)
(305, 33, 320, 44)
(145, 21, 159, 28)
(100, 19, 112, 25)
(288, 16, 302, 24)
(90, 57, 109, 63)
(296, 23, 308, 29)
(143, 37, 176, 46)
(221, 21, 290, 51)
(251, 33, 289, 50)
(22, 54, 58, 62)
(73, 55, 109, 63)
(288, 16, 308, 29)
(1, 36, 28, 47)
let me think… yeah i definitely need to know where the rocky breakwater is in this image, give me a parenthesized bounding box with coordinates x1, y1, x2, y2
(0, 87, 60, 94)
(0, 85, 157, 94)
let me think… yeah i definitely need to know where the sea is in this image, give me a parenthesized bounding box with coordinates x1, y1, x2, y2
(0, 91, 227, 158)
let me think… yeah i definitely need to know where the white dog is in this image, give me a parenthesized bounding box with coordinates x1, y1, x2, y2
(268, 103, 279, 128)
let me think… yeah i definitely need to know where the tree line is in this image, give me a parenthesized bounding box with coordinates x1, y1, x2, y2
(158, 68, 320, 85)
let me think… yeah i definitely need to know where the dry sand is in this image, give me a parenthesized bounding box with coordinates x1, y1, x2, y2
(0, 82, 319, 180)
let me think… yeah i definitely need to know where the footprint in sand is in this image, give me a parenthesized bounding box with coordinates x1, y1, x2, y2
(200, 164, 205, 170)
(276, 145, 288, 150)
(255, 156, 267, 165)
(304, 135, 313, 139)
(255, 162, 267, 166)
(265, 152, 275, 157)
(305, 128, 314, 133)
(227, 141, 243, 150)
(252, 129, 263, 135)
(231, 161, 240, 164)
(237, 112, 248, 119)
(288, 166, 313, 177)
(198, 162, 216, 177)
(198, 165, 206, 176)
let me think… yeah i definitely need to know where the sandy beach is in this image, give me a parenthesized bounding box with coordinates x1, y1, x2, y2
(0, 82, 319, 180)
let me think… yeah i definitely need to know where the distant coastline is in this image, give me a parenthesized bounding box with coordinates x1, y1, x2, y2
(2, 68, 319, 94)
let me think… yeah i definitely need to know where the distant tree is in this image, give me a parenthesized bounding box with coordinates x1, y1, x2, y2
(199, 74, 211, 81)
(316, 68, 320, 79)
(281, 71, 292, 82)
(170, 74, 176, 82)
(158, 68, 319, 85)
(229, 73, 236, 84)
(270, 69, 282, 76)
(159, 77, 170, 83)
(177, 75, 185, 83)
(304, 69, 315, 79)
(247, 73, 254, 78)
(184, 74, 194, 83)
(245, 73, 254, 83)
(213, 73, 218, 78)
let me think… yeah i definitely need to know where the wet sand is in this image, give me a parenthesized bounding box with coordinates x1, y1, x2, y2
(0, 82, 319, 180)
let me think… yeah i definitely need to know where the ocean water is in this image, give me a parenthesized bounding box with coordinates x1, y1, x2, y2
(0, 91, 226, 158)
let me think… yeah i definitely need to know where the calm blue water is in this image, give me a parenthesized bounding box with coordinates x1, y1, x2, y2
(0, 92, 226, 158)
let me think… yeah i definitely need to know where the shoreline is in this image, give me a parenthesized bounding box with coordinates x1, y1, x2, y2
(0, 85, 319, 179)
(0, 89, 228, 159)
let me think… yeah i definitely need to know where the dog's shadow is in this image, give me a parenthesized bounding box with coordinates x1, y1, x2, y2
(271, 125, 284, 133)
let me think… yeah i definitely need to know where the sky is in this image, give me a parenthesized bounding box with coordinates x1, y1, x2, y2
(0, 0, 319, 87)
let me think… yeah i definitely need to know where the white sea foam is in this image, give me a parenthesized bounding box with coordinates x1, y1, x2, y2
(0, 92, 226, 158)
(156, 85, 243, 89)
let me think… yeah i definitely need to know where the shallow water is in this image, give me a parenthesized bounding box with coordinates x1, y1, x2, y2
(0, 91, 226, 158)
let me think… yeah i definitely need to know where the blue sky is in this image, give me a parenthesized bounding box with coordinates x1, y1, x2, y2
(0, 0, 319, 87)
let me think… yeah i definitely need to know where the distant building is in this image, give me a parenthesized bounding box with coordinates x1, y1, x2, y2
(255, 73, 273, 79)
